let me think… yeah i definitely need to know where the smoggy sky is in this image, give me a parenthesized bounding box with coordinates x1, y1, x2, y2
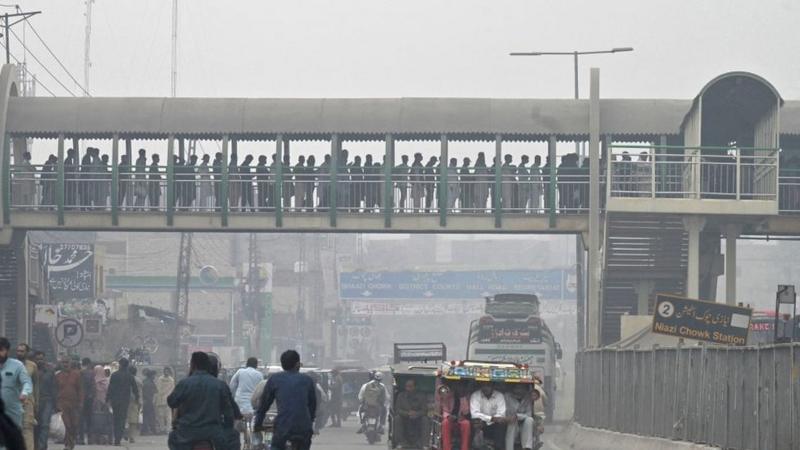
(16, 0, 800, 100)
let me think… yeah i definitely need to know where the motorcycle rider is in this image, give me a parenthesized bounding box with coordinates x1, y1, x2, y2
(356, 371, 388, 434)
(253, 350, 317, 450)
(167, 352, 232, 450)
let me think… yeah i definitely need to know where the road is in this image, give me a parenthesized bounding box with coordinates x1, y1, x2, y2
(79, 420, 568, 450)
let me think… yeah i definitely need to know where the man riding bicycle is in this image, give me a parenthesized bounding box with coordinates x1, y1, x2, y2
(254, 350, 316, 450)
(230, 357, 265, 446)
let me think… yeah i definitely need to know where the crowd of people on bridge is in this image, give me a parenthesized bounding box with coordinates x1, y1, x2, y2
(11, 147, 594, 215)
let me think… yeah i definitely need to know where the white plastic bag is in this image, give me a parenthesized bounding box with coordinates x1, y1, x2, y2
(49, 412, 65, 441)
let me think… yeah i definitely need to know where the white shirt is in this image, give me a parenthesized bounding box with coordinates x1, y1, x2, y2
(357, 381, 391, 407)
(469, 389, 506, 424)
(229, 367, 264, 414)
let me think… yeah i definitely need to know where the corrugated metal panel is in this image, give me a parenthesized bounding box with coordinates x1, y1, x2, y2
(6, 97, 690, 140)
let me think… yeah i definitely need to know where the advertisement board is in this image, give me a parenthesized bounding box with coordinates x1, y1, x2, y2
(41, 243, 95, 300)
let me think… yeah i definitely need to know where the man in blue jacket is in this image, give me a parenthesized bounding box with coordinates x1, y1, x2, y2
(254, 350, 316, 450)
(167, 352, 231, 450)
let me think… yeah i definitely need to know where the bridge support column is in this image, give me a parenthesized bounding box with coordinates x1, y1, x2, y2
(683, 216, 706, 299)
(634, 280, 655, 315)
(724, 224, 741, 305)
(587, 68, 601, 347)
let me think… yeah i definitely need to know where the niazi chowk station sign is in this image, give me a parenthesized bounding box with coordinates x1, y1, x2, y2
(652, 294, 753, 346)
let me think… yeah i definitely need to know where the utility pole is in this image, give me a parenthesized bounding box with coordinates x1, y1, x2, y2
(1, 10, 41, 64)
(174, 233, 192, 366)
(509, 47, 633, 350)
(171, 0, 178, 97)
(246, 233, 262, 356)
(83, 0, 93, 95)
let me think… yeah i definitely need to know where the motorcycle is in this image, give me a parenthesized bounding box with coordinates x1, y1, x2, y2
(363, 405, 382, 445)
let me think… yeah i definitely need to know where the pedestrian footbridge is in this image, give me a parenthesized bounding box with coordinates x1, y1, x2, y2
(2, 65, 800, 345)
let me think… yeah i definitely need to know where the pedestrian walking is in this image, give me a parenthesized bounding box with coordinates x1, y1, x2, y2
(91, 365, 111, 445)
(155, 367, 175, 434)
(148, 155, 162, 210)
(141, 369, 158, 435)
(328, 369, 343, 427)
(34, 351, 55, 450)
(16, 343, 37, 450)
(0, 337, 32, 432)
(55, 357, 83, 450)
(198, 154, 213, 210)
(106, 358, 139, 446)
(78, 358, 96, 445)
(134, 149, 148, 209)
(126, 366, 143, 443)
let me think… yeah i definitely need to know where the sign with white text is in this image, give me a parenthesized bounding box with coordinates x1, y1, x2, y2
(652, 294, 752, 346)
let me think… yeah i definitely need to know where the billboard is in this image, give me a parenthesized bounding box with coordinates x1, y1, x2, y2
(41, 243, 95, 300)
(339, 269, 573, 301)
(652, 294, 753, 346)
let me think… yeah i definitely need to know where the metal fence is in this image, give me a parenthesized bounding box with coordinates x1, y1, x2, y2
(608, 145, 779, 202)
(575, 343, 800, 450)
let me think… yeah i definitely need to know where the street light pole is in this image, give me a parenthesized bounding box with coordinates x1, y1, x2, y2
(510, 47, 633, 350)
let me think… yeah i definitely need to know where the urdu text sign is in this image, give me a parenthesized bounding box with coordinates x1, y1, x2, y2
(652, 294, 752, 346)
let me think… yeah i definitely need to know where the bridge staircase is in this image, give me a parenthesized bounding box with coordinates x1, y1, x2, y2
(601, 213, 688, 345)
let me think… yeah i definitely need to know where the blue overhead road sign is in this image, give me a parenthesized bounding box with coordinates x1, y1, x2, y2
(339, 269, 573, 301)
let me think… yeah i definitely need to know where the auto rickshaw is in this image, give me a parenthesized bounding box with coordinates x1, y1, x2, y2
(429, 360, 544, 450)
(386, 343, 448, 449)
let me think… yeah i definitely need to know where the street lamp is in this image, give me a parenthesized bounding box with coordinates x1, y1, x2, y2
(509, 47, 633, 350)
(509, 47, 633, 99)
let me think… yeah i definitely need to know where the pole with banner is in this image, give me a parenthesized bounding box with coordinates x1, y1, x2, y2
(775, 285, 796, 343)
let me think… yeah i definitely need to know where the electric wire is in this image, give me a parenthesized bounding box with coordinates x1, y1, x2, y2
(9, 28, 76, 96)
(0, 41, 56, 96)
(20, 18, 90, 95)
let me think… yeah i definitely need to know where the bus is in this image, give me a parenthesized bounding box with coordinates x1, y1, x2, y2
(466, 293, 562, 420)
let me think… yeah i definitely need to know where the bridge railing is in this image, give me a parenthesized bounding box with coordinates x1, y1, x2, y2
(608, 144, 779, 201)
(778, 168, 800, 214)
(575, 343, 800, 450)
(5, 159, 602, 227)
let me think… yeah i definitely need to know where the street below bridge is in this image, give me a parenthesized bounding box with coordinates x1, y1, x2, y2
(67, 421, 568, 450)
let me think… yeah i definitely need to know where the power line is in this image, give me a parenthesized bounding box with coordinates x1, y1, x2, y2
(9, 29, 76, 96)
(21, 18, 90, 95)
(0, 41, 56, 96)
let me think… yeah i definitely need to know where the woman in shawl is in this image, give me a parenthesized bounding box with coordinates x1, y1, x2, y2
(90, 365, 111, 444)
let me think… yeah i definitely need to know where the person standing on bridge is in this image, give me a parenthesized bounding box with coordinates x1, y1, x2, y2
(212, 152, 223, 211)
(424, 156, 438, 212)
(282, 152, 293, 210)
(41, 154, 57, 209)
(306, 155, 318, 211)
(228, 152, 241, 212)
(148, 154, 162, 211)
(240, 154, 255, 212)
(256, 155, 270, 212)
(410, 153, 425, 213)
(473, 152, 489, 212)
(394, 154, 410, 212)
(501, 154, 516, 212)
(516, 155, 531, 213)
(198, 154, 213, 210)
(118, 154, 131, 210)
(530, 155, 543, 213)
(447, 157, 460, 211)
(318, 154, 330, 211)
(293, 155, 307, 211)
(134, 149, 148, 210)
